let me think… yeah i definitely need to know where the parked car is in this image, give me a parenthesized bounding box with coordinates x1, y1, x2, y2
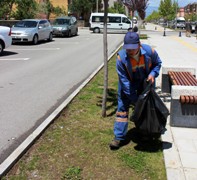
(0, 26, 12, 55)
(157, 18, 167, 27)
(89, 13, 132, 33)
(11, 19, 53, 45)
(167, 20, 175, 29)
(175, 17, 186, 29)
(52, 16, 78, 37)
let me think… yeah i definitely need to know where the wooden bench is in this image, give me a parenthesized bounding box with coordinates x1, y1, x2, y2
(167, 71, 197, 127)
(168, 71, 197, 104)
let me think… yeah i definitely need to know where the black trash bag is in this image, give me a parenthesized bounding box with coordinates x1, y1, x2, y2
(132, 80, 169, 134)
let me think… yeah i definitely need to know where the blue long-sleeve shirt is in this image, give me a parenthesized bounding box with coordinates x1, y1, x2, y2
(116, 44, 162, 105)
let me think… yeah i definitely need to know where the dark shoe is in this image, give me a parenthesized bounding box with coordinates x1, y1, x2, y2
(109, 139, 121, 150)
(109, 138, 130, 150)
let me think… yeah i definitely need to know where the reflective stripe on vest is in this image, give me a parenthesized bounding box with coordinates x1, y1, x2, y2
(116, 117, 128, 122)
(130, 55, 145, 72)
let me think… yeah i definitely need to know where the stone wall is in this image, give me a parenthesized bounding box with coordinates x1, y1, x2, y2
(0, 20, 19, 27)
(0, 20, 86, 27)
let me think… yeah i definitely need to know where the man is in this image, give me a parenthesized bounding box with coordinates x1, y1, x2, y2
(185, 19, 192, 37)
(109, 32, 162, 149)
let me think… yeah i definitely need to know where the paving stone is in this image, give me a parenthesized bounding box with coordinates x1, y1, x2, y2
(179, 152, 197, 169)
(166, 168, 185, 180)
(184, 168, 197, 180)
(175, 139, 197, 153)
(163, 143, 182, 169)
(172, 127, 197, 140)
(193, 140, 197, 151)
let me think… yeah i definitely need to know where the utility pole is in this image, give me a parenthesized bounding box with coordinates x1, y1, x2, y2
(175, 0, 178, 29)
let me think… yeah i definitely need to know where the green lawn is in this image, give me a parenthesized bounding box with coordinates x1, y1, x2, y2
(3, 52, 167, 180)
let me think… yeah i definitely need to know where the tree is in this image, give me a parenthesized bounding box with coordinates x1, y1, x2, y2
(146, 10, 161, 22)
(69, 0, 102, 22)
(13, 0, 38, 19)
(122, 0, 149, 19)
(158, 0, 176, 21)
(37, 0, 54, 19)
(101, 0, 108, 117)
(0, 0, 15, 19)
(122, 0, 149, 29)
(108, 1, 125, 14)
(53, 6, 67, 17)
(136, 0, 149, 20)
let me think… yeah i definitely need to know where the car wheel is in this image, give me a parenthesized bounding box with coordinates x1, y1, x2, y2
(93, 28, 100, 33)
(32, 34, 38, 45)
(48, 32, 53, 41)
(75, 28, 78, 36)
(67, 30, 71, 37)
(0, 41, 4, 56)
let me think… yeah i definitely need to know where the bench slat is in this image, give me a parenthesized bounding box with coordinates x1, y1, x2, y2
(180, 95, 197, 104)
(183, 72, 197, 86)
(168, 71, 197, 86)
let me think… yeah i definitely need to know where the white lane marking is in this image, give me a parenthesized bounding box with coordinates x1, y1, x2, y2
(0, 58, 30, 61)
(10, 48, 60, 51)
(51, 42, 79, 44)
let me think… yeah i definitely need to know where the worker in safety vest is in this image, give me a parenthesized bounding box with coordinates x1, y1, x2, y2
(109, 32, 162, 150)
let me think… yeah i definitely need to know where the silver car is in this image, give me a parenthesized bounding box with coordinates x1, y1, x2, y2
(0, 26, 12, 55)
(11, 19, 53, 45)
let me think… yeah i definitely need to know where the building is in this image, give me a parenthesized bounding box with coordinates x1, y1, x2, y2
(37, 0, 68, 12)
(37, 0, 68, 18)
(177, 7, 185, 17)
(184, 2, 197, 18)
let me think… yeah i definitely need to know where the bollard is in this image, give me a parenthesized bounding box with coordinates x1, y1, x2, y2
(179, 31, 181, 37)
(163, 28, 166, 36)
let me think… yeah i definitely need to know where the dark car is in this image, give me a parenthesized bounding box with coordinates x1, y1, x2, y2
(52, 16, 78, 37)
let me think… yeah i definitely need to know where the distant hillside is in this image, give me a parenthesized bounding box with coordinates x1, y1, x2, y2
(146, 6, 158, 17)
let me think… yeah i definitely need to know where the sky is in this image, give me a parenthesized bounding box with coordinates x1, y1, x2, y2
(148, 0, 197, 7)
(146, 0, 196, 17)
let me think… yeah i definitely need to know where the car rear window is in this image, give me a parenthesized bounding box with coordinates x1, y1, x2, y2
(14, 21, 38, 28)
(53, 19, 70, 25)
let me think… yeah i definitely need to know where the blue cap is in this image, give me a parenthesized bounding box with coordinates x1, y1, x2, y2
(123, 32, 139, 49)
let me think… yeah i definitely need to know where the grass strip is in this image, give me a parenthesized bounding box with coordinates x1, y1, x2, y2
(4, 52, 166, 180)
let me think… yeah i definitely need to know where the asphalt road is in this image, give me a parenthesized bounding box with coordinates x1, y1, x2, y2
(0, 29, 125, 163)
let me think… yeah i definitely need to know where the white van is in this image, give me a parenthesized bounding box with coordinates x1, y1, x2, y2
(89, 13, 132, 33)
(175, 17, 186, 29)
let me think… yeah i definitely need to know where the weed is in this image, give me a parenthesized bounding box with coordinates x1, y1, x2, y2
(62, 166, 82, 180)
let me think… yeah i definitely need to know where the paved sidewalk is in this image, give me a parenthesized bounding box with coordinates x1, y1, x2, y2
(143, 23, 197, 180)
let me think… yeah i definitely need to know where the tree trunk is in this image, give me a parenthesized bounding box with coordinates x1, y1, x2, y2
(101, 0, 108, 117)
(138, 16, 143, 35)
